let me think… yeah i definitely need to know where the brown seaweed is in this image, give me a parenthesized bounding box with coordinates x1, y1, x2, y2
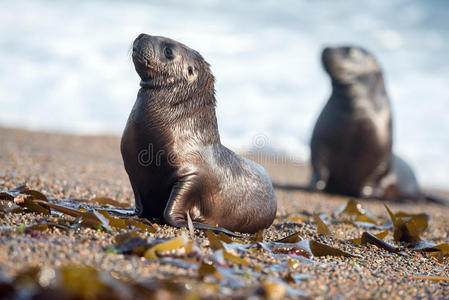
(0, 186, 50, 215)
(90, 197, 130, 208)
(347, 230, 389, 245)
(313, 212, 332, 235)
(360, 232, 408, 256)
(412, 276, 449, 282)
(384, 204, 430, 242)
(335, 199, 377, 224)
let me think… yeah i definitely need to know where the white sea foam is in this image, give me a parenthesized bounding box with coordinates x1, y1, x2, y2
(0, 0, 448, 188)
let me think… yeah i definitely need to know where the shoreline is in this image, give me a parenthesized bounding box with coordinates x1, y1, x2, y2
(2, 125, 447, 194)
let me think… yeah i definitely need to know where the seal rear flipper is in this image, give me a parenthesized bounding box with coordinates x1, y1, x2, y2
(163, 177, 243, 237)
(423, 193, 448, 205)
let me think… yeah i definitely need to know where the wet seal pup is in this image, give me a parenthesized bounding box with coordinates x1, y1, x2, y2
(121, 34, 277, 234)
(310, 45, 444, 203)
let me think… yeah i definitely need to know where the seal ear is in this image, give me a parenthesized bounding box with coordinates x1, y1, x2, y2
(184, 65, 198, 82)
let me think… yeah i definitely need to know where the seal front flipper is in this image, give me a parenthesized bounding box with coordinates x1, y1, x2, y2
(163, 173, 199, 227)
(163, 175, 243, 237)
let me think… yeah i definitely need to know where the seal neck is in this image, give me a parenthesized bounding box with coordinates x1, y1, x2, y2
(331, 73, 388, 110)
(137, 83, 220, 145)
(140, 80, 157, 89)
(139, 76, 178, 89)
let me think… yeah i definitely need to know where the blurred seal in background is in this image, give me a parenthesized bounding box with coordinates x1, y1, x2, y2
(310, 45, 443, 203)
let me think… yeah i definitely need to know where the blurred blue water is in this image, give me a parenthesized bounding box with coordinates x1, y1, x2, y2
(0, 0, 448, 188)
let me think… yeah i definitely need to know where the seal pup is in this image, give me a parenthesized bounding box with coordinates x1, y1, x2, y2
(310, 45, 445, 203)
(310, 45, 392, 197)
(121, 33, 277, 234)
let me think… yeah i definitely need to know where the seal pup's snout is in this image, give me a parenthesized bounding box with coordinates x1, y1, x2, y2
(132, 33, 160, 84)
(321, 47, 330, 60)
(132, 33, 156, 55)
(134, 33, 152, 45)
(132, 34, 157, 71)
(322, 47, 332, 57)
(321, 46, 335, 73)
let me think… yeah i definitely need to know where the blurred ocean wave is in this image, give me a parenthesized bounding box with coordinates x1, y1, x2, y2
(0, 0, 448, 188)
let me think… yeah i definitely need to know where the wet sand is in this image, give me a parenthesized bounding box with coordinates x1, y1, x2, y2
(0, 126, 448, 299)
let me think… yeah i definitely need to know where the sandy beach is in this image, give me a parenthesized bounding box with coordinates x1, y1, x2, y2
(0, 126, 448, 299)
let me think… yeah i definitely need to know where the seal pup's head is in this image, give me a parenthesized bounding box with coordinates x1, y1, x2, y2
(322, 46, 382, 85)
(132, 33, 214, 104)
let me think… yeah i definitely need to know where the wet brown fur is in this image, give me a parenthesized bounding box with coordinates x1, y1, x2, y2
(121, 34, 276, 233)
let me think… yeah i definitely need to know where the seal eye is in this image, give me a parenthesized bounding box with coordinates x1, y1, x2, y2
(164, 47, 174, 60)
(188, 66, 194, 76)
